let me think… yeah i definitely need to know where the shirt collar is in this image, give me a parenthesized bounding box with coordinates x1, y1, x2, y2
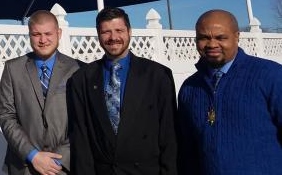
(104, 54, 130, 71)
(208, 56, 236, 77)
(35, 52, 56, 71)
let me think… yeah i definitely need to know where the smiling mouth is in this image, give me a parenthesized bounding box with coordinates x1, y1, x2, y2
(108, 44, 120, 48)
(206, 50, 221, 56)
(108, 43, 120, 46)
(207, 52, 220, 55)
(39, 45, 49, 48)
(107, 39, 122, 45)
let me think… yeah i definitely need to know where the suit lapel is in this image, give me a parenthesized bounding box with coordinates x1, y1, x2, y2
(87, 60, 116, 145)
(26, 56, 45, 109)
(86, 56, 147, 147)
(118, 56, 147, 138)
(46, 54, 69, 101)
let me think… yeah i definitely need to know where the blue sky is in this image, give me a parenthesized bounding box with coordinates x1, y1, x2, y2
(0, 0, 279, 31)
(67, 0, 278, 30)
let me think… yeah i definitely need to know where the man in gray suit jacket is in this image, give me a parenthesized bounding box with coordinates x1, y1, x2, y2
(0, 10, 80, 175)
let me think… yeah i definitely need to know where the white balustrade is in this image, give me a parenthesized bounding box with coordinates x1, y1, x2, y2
(0, 4, 282, 92)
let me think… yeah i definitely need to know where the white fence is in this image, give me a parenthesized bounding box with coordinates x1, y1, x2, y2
(0, 4, 282, 92)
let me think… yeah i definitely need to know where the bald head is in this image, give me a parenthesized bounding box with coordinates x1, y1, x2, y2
(195, 9, 240, 68)
(196, 9, 239, 33)
(28, 10, 59, 29)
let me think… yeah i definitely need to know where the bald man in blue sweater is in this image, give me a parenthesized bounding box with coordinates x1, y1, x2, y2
(177, 9, 282, 174)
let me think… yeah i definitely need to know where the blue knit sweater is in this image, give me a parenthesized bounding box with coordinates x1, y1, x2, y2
(177, 48, 282, 175)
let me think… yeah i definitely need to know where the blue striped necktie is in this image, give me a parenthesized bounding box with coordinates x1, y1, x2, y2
(40, 64, 50, 97)
(105, 63, 121, 135)
(213, 70, 223, 89)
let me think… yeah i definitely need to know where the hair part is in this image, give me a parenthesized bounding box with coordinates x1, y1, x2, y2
(96, 7, 131, 32)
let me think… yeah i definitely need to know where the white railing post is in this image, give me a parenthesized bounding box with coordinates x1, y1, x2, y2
(146, 8, 162, 29)
(145, 9, 166, 65)
(50, 3, 72, 57)
(248, 17, 264, 58)
(249, 17, 262, 33)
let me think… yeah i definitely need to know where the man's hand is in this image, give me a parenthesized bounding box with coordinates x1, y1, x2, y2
(31, 151, 62, 175)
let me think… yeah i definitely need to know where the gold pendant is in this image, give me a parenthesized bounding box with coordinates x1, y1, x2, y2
(208, 108, 215, 125)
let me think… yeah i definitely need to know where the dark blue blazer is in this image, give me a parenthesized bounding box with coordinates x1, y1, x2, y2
(69, 52, 178, 175)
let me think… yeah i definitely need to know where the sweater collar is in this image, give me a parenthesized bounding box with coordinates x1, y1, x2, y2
(195, 47, 246, 75)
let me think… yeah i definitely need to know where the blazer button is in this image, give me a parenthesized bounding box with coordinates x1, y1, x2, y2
(142, 135, 148, 139)
(42, 145, 49, 151)
(112, 163, 118, 168)
(134, 162, 140, 168)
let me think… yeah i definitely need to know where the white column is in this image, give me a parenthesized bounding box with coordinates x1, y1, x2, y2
(51, 3, 72, 57)
(246, 0, 254, 23)
(146, 9, 162, 29)
(97, 0, 104, 12)
(245, 0, 262, 33)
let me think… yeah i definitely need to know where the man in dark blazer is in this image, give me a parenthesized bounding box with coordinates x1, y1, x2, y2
(0, 10, 80, 175)
(69, 7, 178, 175)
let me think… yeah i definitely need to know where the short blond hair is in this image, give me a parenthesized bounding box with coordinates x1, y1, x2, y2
(28, 10, 59, 29)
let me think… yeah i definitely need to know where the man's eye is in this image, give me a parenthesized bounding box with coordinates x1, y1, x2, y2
(196, 36, 208, 41)
(216, 36, 228, 41)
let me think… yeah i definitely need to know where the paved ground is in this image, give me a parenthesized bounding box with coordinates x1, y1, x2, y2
(0, 133, 7, 175)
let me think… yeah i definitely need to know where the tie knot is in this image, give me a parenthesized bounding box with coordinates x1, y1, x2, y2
(41, 64, 48, 72)
(214, 70, 223, 79)
(112, 63, 121, 71)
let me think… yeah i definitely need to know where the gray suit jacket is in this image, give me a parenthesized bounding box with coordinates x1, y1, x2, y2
(0, 51, 80, 175)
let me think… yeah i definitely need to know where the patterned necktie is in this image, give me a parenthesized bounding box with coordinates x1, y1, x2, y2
(105, 63, 121, 135)
(213, 70, 223, 89)
(40, 64, 50, 97)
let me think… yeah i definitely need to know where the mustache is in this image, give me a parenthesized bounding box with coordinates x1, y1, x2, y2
(105, 39, 123, 45)
(38, 44, 49, 47)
